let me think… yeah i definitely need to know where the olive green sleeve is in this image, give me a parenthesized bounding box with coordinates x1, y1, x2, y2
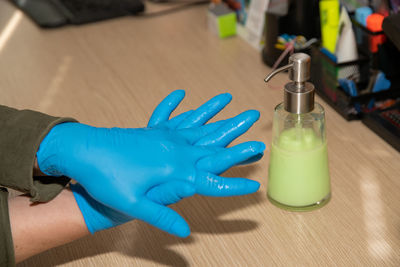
(0, 188, 15, 267)
(0, 105, 78, 266)
(0, 105, 77, 202)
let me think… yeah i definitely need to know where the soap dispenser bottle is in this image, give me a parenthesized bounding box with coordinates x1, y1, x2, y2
(264, 53, 331, 211)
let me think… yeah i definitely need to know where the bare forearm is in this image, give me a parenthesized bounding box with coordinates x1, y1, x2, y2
(8, 189, 89, 263)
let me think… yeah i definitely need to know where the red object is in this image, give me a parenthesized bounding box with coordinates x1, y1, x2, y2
(366, 13, 386, 53)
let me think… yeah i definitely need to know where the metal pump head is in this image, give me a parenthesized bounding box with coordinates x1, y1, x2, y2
(264, 53, 315, 114)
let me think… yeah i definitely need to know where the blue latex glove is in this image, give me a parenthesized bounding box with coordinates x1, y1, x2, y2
(70, 181, 197, 234)
(37, 90, 265, 237)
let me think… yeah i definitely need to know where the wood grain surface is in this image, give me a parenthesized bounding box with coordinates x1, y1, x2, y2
(0, 1, 399, 266)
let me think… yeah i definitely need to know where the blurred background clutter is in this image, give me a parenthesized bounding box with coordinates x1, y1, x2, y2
(10, 0, 400, 151)
(208, 0, 400, 152)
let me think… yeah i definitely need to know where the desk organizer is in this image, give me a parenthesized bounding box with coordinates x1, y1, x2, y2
(309, 46, 400, 120)
(352, 19, 400, 76)
(352, 19, 385, 56)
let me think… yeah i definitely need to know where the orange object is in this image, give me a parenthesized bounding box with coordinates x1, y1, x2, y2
(366, 13, 386, 53)
(366, 13, 384, 32)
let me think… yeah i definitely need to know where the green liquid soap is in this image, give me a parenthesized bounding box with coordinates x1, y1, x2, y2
(268, 127, 331, 210)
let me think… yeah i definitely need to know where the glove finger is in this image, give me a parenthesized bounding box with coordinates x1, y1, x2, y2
(178, 120, 227, 144)
(176, 93, 232, 129)
(195, 110, 260, 147)
(147, 90, 185, 127)
(166, 110, 193, 129)
(194, 172, 260, 197)
(146, 180, 196, 205)
(196, 141, 265, 174)
(136, 199, 191, 238)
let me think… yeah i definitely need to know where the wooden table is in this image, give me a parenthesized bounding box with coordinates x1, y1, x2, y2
(1, 1, 399, 266)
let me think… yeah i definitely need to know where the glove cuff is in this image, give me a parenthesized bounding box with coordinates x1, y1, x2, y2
(70, 183, 132, 234)
(36, 122, 78, 176)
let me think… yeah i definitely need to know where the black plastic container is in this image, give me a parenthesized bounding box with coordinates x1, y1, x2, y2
(310, 46, 400, 120)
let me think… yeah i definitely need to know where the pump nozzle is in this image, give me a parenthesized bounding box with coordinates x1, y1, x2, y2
(264, 64, 294, 83)
(264, 53, 315, 114)
(264, 53, 311, 84)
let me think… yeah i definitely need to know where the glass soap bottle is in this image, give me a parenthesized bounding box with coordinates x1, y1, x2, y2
(264, 53, 331, 211)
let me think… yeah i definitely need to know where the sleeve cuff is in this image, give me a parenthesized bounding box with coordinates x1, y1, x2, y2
(0, 188, 15, 267)
(0, 106, 77, 202)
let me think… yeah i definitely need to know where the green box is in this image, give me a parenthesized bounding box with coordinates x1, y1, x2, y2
(208, 4, 237, 38)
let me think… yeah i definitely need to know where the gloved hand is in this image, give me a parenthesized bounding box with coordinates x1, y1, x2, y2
(37, 90, 265, 237)
(70, 180, 197, 234)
